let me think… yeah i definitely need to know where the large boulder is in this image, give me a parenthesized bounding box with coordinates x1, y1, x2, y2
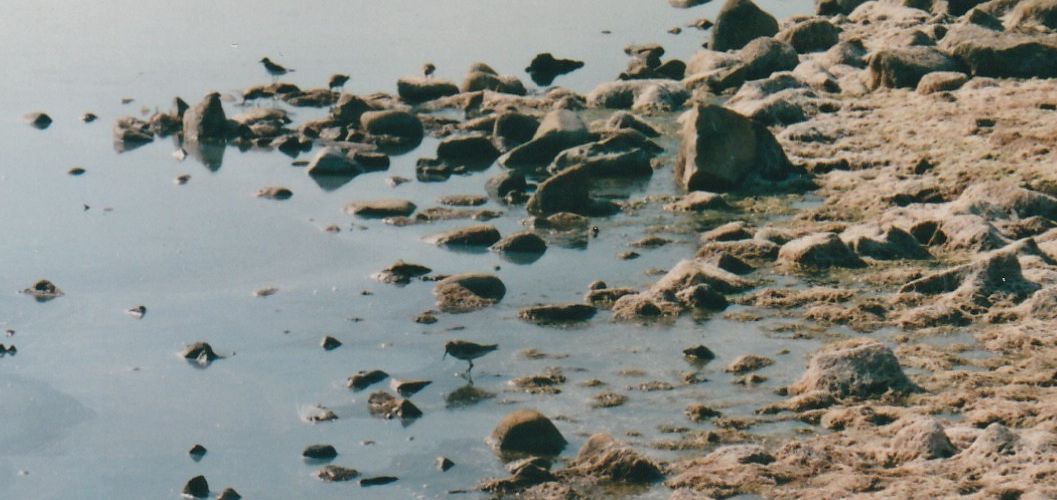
(776, 18, 840, 54)
(396, 77, 459, 104)
(586, 80, 689, 111)
(938, 24, 1057, 79)
(866, 47, 963, 90)
(488, 409, 567, 456)
(778, 232, 866, 269)
(360, 110, 424, 143)
(433, 273, 506, 313)
(493, 112, 540, 151)
(498, 110, 590, 169)
(182, 93, 228, 142)
(789, 338, 914, 398)
(550, 132, 659, 178)
(711, 0, 780, 52)
(674, 104, 794, 192)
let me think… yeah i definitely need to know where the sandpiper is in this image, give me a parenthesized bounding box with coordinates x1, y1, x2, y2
(422, 62, 436, 78)
(260, 57, 292, 82)
(444, 340, 497, 372)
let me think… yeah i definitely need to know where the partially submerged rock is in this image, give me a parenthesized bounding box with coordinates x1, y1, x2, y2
(517, 303, 597, 324)
(396, 76, 459, 104)
(562, 434, 663, 484)
(345, 199, 417, 218)
(426, 224, 501, 247)
(315, 465, 360, 482)
(433, 273, 506, 313)
(367, 391, 423, 420)
(488, 409, 567, 456)
(22, 279, 63, 301)
(373, 260, 432, 284)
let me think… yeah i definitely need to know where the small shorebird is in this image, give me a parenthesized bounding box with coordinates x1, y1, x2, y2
(328, 73, 350, 92)
(260, 57, 292, 82)
(444, 340, 497, 373)
(422, 63, 436, 78)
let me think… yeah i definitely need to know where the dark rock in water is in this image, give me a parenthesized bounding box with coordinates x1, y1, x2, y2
(397, 76, 459, 104)
(462, 71, 527, 95)
(433, 273, 506, 313)
(367, 391, 422, 420)
(776, 18, 840, 54)
(148, 112, 182, 136)
(345, 199, 416, 217)
(591, 392, 628, 408)
(726, 354, 774, 374)
(182, 475, 210, 498)
(486, 170, 528, 201)
(315, 465, 359, 482)
(360, 110, 424, 144)
(683, 345, 716, 361)
(436, 456, 455, 471)
(499, 110, 590, 169)
(478, 457, 557, 493)
(525, 53, 585, 85)
(81, 112, 98, 123)
(303, 404, 338, 423)
(526, 164, 618, 216)
(303, 444, 338, 460)
(605, 111, 660, 138)
(674, 104, 794, 192)
(866, 47, 963, 89)
(711, 0, 779, 52)
(586, 287, 638, 308)
(347, 370, 389, 390)
(391, 379, 432, 396)
(112, 117, 154, 149)
(493, 112, 540, 151)
(738, 37, 800, 82)
(517, 304, 597, 324)
(938, 24, 1057, 79)
(446, 384, 496, 407)
(491, 231, 547, 255)
(321, 336, 342, 351)
(332, 93, 372, 125)
(352, 151, 390, 171)
(373, 260, 432, 285)
(778, 232, 865, 269)
(427, 224, 501, 247)
(181, 342, 222, 366)
(415, 158, 452, 182)
(360, 476, 399, 487)
(415, 310, 438, 324)
(24, 112, 52, 129)
(789, 339, 914, 398)
(686, 403, 722, 422)
(437, 133, 500, 166)
(189, 444, 207, 458)
(182, 93, 228, 142)
(306, 147, 362, 177)
(565, 434, 663, 484)
(706, 252, 755, 275)
(67, 167, 86, 176)
(669, 0, 711, 7)
(488, 409, 567, 456)
(676, 284, 729, 311)
(216, 487, 242, 500)
(255, 186, 292, 200)
(23, 279, 64, 302)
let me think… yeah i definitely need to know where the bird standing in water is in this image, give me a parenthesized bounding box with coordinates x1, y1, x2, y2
(422, 63, 436, 78)
(444, 340, 497, 376)
(260, 57, 292, 82)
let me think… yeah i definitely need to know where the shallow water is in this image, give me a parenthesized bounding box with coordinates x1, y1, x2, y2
(1, 0, 819, 498)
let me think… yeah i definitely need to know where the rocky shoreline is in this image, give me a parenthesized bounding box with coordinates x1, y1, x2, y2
(87, 0, 1057, 497)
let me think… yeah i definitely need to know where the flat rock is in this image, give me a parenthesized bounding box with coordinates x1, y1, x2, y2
(345, 199, 417, 217)
(397, 76, 459, 104)
(427, 224, 501, 247)
(517, 303, 597, 324)
(433, 273, 506, 313)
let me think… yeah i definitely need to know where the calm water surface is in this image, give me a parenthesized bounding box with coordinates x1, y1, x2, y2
(1, 0, 815, 498)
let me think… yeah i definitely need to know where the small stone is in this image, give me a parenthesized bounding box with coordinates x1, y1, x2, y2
(81, 112, 98, 123)
(302, 444, 338, 460)
(315, 465, 359, 482)
(253, 287, 278, 297)
(436, 456, 455, 471)
(304, 404, 338, 423)
(683, 345, 716, 361)
(321, 336, 342, 350)
(22, 280, 63, 302)
(67, 167, 86, 176)
(216, 488, 242, 500)
(125, 305, 147, 319)
(415, 310, 439, 324)
(360, 476, 398, 487)
(726, 354, 774, 374)
(618, 251, 640, 260)
(182, 475, 209, 498)
(189, 444, 207, 458)
(181, 342, 220, 363)
(391, 379, 432, 396)
(347, 370, 389, 390)
(255, 186, 293, 200)
(24, 112, 52, 129)
(174, 174, 191, 185)
(592, 392, 628, 408)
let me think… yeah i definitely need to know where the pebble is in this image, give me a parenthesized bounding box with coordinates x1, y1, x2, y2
(302, 444, 338, 460)
(321, 336, 342, 351)
(436, 456, 455, 472)
(189, 444, 207, 459)
(81, 112, 98, 123)
(174, 174, 191, 185)
(67, 167, 86, 176)
(217, 488, 242, 500)
(315, 465, 359, 482)
(253, 287, 278, 297)
(360, 476, 398, 487)
(182, 475, 209, 498)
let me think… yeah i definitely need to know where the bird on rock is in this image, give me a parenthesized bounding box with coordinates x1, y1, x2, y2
(444, 340, 497, 375)
(328, 73, 349, 92)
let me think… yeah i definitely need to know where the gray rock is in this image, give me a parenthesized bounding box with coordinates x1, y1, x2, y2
(866, 47, 963, 89)
(586, 80, 689, 111)
(303, 444, 338, 459)
(604, 111, 661, 137)
(307, 147, 362, 177)
(493, 112, 540, 151)
(331, 94, 372, 125)
(182, 475, 210, 498)
(488, 409, 567, 456)
(433, 273, 506, 312)
(526, 164, 617, 216)
(360, 110, 424, 143)
(711, 0, 779, 52)
(517, 303, 597, 324)
(182, 93, 228, 142)
(462, 72, 527, 95)
(789, 338, 914, 398)
(396, 77, 460, 103)
(499, 110, 590, 169)
(674, 104, 794, 192)
(776, 18, 840, 53)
